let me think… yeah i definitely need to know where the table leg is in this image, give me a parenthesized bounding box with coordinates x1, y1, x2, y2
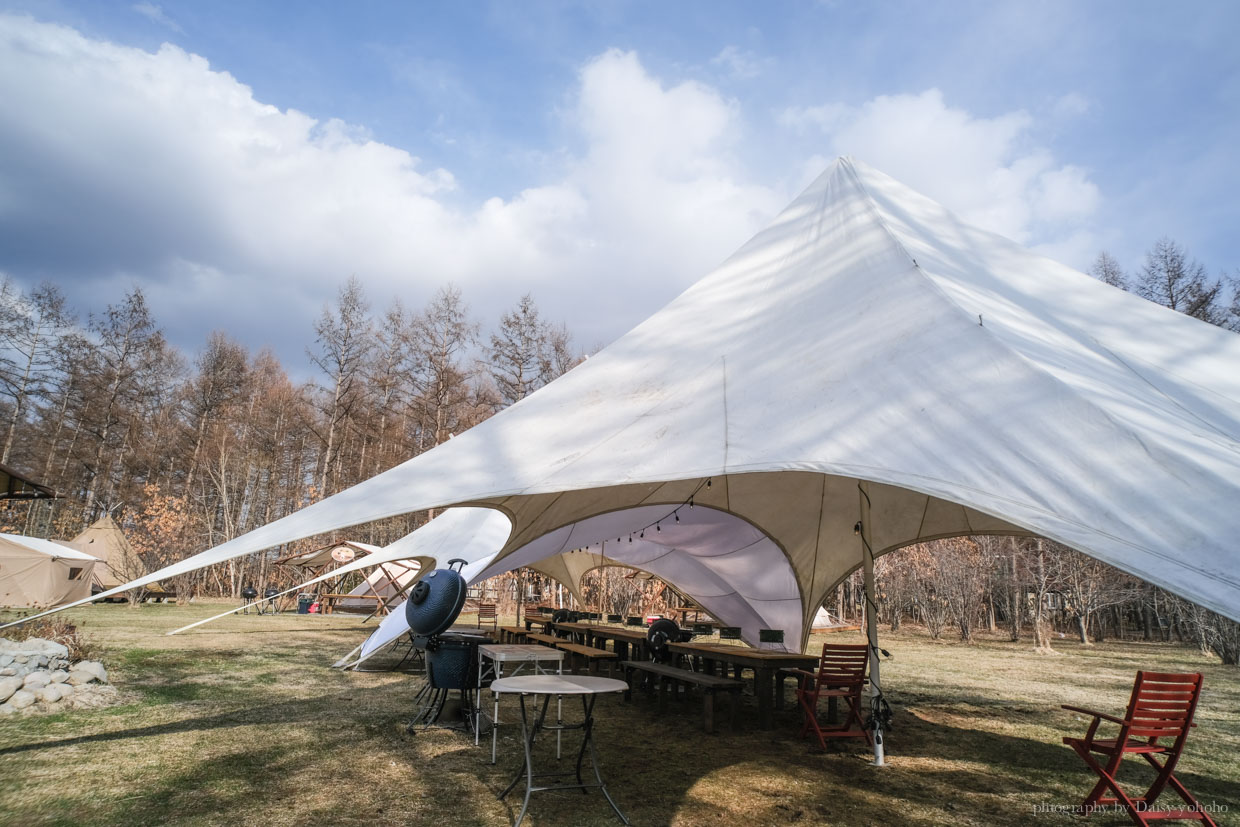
(475, 650, 484, 746)
(490, 661, 503, 764)
(573, 695, 591, 789)
(556, 659, 563, 760)
(500, 693, 548, 827)
(756, 666, 775, 730)
(582, 693, 630, 826)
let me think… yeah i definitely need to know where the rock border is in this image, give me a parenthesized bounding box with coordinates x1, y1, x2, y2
(0, 637, 116, 715)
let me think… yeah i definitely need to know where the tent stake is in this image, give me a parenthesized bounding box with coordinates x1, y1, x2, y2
(859, 481, 886, 767)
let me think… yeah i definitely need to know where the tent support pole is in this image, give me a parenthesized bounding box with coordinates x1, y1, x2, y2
(859, 481, 885, 767)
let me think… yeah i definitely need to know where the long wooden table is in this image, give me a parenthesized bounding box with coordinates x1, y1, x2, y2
(522, 617, 554, 633)
(551, 622, 650, 661)
(666, 641, 818, 730)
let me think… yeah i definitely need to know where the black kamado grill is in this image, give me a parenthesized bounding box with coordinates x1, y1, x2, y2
(405, 559, 488, 729)
(646, 618, 696, 662)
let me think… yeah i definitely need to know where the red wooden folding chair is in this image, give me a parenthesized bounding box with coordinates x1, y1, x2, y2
(1062, 671, 1217, 826)
(790, 642, 870, 749)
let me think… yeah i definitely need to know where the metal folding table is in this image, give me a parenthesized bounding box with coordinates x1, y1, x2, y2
(492, 674, 629, 827)
(476, 644, 566, 763)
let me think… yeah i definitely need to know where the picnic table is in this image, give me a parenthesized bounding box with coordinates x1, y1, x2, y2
(319, 593, 384, 615)
(666, 641, 818, 729)
(498, 625, 529, 644)
(553, 623, 649, 661)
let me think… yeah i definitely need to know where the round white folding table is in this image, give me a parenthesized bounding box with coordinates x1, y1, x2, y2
(491, 674, 630, 827)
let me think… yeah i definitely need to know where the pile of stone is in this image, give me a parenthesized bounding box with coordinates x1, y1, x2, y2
(0, 637, 116, 715)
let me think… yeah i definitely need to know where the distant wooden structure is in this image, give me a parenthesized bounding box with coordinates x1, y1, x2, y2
(275, 540, 421, 616)
(0, 463, 58, 500)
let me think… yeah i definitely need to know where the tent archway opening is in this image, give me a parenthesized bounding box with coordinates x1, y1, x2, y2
(473, 503, 804, 649)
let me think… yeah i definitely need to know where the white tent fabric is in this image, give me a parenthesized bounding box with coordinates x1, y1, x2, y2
(345, 510, 512, 665)
(12, 157, 1240, 647)
(168, 508, 511, 637)
(335, 560, 422, 612)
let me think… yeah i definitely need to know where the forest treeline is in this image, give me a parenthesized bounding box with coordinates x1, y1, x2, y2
(0, 236, 1236, 662)
(0, 275, 577, 597)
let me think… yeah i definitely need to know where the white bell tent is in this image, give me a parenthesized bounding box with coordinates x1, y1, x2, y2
(10, 157, 1239, 656)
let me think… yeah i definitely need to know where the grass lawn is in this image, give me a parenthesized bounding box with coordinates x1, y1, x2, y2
(1, 602, 1237, 826)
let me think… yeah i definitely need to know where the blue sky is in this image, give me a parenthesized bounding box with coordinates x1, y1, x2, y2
(1, 1, 1237, 367)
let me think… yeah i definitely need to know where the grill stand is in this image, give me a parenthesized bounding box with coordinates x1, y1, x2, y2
(408, 678, 477, 732)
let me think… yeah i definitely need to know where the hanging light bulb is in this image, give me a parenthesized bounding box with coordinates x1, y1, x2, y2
(656, 523, 661, 532)
(674, 511, 680, 523)
(689, 497, 694, 508)
(706, 478, 712, 488)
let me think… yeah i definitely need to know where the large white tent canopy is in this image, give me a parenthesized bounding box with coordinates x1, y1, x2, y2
(11, 157, 1239, 646)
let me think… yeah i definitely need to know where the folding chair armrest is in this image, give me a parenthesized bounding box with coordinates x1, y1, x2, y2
(1061, 705, 1125, 725)
(785, 668, 817, 680)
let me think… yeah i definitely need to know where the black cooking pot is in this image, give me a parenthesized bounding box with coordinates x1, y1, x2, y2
(405, 559, 469, 638)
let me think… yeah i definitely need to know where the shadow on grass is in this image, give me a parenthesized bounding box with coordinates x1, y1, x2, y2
(4, 625, 1237, 827)
(176, 626, 376, 635)
(4, 690, 1236, 827)
(0, 698, 331, 757)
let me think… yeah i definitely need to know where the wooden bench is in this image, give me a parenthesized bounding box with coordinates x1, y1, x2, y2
(526, 633, 562, 647)
(555, 642, 618, 676)
(498, 625, 528, 644)
(620, 660, 743, 734)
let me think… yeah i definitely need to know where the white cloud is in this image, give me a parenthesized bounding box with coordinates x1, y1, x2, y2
(132, 3, 182, 33)
(1052, 92, 1090, 119)
(710, 46, 769, 80)
(0, 20, 780, 360)
(0, 16, 1103, 369)
(782, 89, 1100, 251)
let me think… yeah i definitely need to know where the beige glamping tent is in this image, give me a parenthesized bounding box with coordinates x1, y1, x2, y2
(0, 533, 96, 608)
(63, 515, 169, 599)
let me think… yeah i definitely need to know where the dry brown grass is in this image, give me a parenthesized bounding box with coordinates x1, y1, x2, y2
(1, 602, 1237, 826)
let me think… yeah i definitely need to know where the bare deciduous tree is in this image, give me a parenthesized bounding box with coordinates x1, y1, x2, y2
(307, 277, 373, 496)
(1089, 251, 1127, 290)
(1135, 238, 1225, 325)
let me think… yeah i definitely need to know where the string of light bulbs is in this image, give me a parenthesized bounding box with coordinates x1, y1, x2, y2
(568, 477, 714, 554)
